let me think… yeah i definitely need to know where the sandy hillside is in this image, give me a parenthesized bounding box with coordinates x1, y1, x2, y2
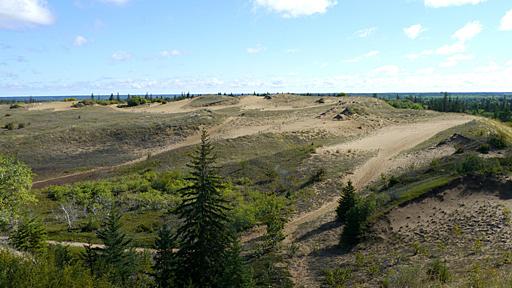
(26, 101, 77, 111)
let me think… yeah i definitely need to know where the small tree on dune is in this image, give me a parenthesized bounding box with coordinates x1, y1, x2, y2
(336, 181, 357, 224)
(339, 197, 374, 248)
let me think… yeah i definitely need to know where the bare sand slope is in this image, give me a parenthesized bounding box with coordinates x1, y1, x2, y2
(27, 102, 77, 111)
(284, 115, 474, 241)
(109, 96, 337, 114)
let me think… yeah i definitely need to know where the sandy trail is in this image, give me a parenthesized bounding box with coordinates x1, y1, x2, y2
(283, 115, 473, 241)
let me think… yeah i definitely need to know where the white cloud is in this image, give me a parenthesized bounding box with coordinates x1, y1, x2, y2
(424, 0, 486, 8)
(500, 9, 512, 31)
(436, 42, 466, 55)
(246, 45, 266, 54)
(285, 48, 299, 54)
(354, 27, 377, 38)
(439, 54, 473, 67)
(73, 35, 88, 47)
(406, 49, 434, 60)
(416, 67, 436, 75)
(404, 24, 426, 39)
(507, 60, 512, 66)
(345, 50, 380, 63)
(160, 50, 182, 57)
(432, 21, 481, 57)
(111, 51, 132, 61)
(452, 21, 482, 42)
(0, 0, 54, 29)
(475, 61, 499, 73)
(254, 0, 337, 18)
(373, 65, 400, 76)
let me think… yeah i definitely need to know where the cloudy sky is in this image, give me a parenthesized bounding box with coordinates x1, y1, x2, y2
(0, 0, 511, 96)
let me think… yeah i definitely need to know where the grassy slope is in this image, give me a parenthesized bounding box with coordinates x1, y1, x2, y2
(0, 105, 223, 179)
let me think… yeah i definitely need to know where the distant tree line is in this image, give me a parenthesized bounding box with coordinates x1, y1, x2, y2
(386, 92, 512, 122)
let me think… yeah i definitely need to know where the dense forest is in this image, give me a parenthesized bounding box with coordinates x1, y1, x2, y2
(386, 92, 512, 122)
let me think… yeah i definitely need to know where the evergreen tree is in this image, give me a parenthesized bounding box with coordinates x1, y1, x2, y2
(153, 225, 176, 288)
(96, 208, 135, 285)
(9, 217, 47, 253)
(174, 129, 235, 287)
(336, 181, 357, 224)
(339, 197, 374, 248)
(221, 239, 254, 288)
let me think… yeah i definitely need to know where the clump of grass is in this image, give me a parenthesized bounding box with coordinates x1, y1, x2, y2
(324, 267, 352, 288)
(426, 259, 451, 283)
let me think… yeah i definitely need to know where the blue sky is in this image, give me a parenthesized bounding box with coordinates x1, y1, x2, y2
(0, 0, 512, 96)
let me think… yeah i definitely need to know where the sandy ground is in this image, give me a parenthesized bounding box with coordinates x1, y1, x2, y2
(284, 115, 474, 287)
(108, 96, 340, 114)
(26, 101, 77, 111)
(285, 115, 474, 241)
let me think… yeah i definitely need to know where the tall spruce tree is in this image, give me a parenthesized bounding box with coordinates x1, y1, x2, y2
(336, 181, 357, 224)
(96, 208, 135, 285)
(174, 129, 234, 287)
(153, 225, 176, 288)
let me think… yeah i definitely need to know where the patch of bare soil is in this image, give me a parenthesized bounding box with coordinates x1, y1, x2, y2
(27, 102, 77, 111)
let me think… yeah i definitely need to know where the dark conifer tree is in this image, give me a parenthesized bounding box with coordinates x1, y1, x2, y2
(96, 208, 135, 285)
(153, 225, 176, 288)
(174, 129, 234, 287)
(336, 181, 357, 224)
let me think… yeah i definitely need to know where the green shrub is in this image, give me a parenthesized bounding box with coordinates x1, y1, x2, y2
(4, 122, 15, 130)
(477, 143, 490, 154)
(426, 259, 450, 283)
(324, 268, 352, 288)
(0, 248, 98, 288)
(457, 154, 484, 174)
(127, 96, 149, 107)
(17, 123, 25, 129)
(386, 99, 424, 110)
(489, 133, 507, 149)
(63, 98, 77, 102)
(9, 103, 22, 109)
(382, 266, 423, 288)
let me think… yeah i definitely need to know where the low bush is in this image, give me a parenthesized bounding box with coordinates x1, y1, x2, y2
(4, 122, 15, 130)
(324, 268, 352, 288)
(477, 143, 490, 154)
(489, 133, 507, 149)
